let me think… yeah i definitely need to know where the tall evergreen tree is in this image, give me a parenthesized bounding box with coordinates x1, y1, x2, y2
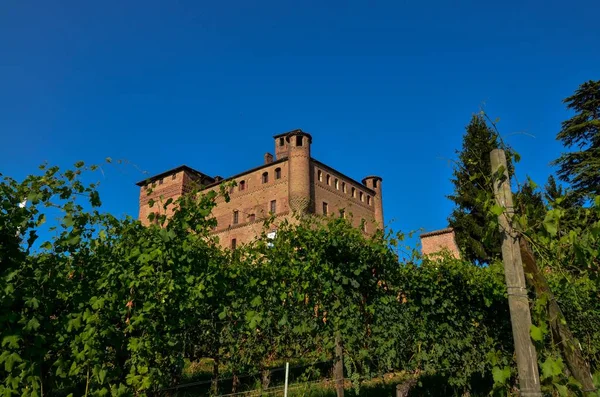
(448, 114, 507, 264)
(552, 80, 600, 203)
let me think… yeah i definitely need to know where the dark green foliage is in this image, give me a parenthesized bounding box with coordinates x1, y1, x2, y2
(552, 80, 600, 203)
(447, 114, 509, 264)
(514, 178, 547, 232)
(1, 163, 599, 396)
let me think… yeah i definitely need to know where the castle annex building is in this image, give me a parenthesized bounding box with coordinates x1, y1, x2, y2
(137, 130, 383, 248)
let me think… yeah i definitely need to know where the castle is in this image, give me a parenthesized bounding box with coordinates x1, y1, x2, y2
(137, 129, 383, 248)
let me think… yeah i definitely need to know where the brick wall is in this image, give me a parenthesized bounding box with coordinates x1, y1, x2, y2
(311, 162, 378, 234)
(206, 161, 290, 247)
(420, 228, 461, 259)
(138, 170, 187, 224)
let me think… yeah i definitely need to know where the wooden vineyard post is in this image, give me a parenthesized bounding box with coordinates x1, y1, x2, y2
(490, 149, 542, 396)
(334, 333, 345, 397)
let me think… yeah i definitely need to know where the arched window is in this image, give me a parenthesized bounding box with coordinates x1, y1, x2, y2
(367, 195, 371, 205)
(351, 187, 356, 198)
(373, 179, 378, 188)
(326, 174, 331, 185)
(262, 172, 269, 184)
(334, 179, 339, 190)
(239, 180, 246, 191)
(275, 168, 281, 179)
(359, 192, 364, 202)
(318, 170, 323, 182)
(296, 136, 303, 146)
(342, 182, 347, 193)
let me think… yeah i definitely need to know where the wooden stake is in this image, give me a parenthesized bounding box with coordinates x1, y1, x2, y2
(490, 149, 542, 396)
(334, 333, 344, 397)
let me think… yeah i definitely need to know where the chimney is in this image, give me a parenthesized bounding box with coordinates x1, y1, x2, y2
(264, 152, 274, 164)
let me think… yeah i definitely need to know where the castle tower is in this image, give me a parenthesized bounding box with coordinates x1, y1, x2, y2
(285, 129, 312, 214)
(362, 176, 384, 227)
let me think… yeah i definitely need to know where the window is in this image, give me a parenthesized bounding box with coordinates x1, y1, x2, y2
(335, 179, 339, 190)
(322, 202, 329, 215)
(342, 182, 347, 193)
(262, 172, 269, 184)
(352, 187, 356, 198)
(143, 185, 148, 191)
(340, 209, 346, 219)
(159, 178, 164, 185)
(361, 220, 367, 232)
(318, 170, 323, 182)
(359, 192, 364, 202)
(248, 214, 256, 222)
(231, 238, 237, 249)
(275, 168, 281, 179)
(172, 174, 177, 180)
(270, 200, 276, 213)
(296, 135, 303, 146)
(326, 175, 331, 185)
(373, 179, 378, 188)
(239, 180, 246, 191)
(233, 210, 239, 225)
(367, 195, 371, 205)
(279, 137, 285, 146)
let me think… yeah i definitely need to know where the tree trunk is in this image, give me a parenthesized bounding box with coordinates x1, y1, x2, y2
(396, 378, 417, 397)
(520, 238, 597, 394)
(212, 358, 219, 396)
(334, 333, 344, 397)
(262, 368, 271, 390)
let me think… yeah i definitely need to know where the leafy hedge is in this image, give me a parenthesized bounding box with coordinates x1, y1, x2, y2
(1, 164, 598, 396)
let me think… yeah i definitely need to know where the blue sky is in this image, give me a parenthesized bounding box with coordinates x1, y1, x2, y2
(1, 0, 598, 243)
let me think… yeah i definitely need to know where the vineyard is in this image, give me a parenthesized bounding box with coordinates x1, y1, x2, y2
(1, 157, 599, 396)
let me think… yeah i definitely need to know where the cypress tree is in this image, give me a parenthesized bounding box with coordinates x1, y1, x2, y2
(447, 114, 508, 264)
(552, 80, 600, 203)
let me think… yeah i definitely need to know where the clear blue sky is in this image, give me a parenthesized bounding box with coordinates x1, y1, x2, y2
(1, 0, 598, 242)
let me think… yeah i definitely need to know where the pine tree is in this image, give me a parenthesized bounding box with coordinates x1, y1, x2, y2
(448, 114, 508, 264)
(552, 80, 600, 203)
